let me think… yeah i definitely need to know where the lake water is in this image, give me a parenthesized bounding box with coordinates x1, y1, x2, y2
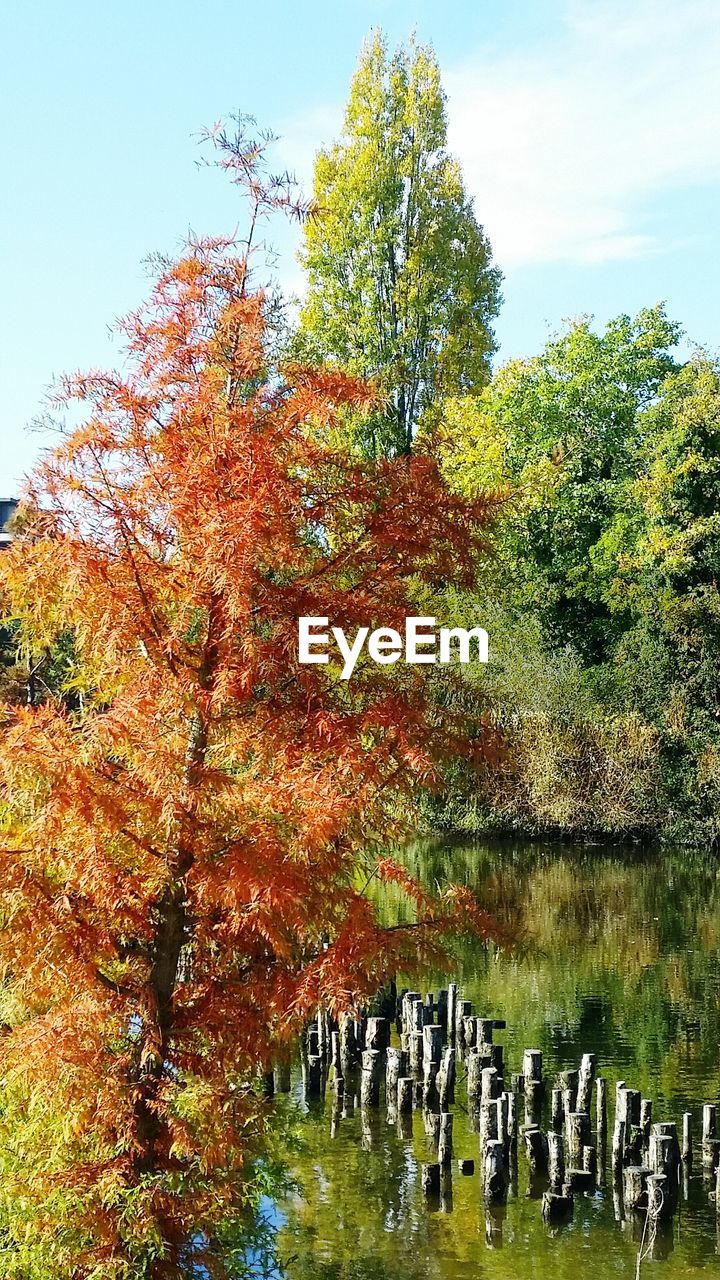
(272, 840, 720, 1279)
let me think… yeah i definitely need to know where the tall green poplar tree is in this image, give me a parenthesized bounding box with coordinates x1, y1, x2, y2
(297, 32, 501, 457)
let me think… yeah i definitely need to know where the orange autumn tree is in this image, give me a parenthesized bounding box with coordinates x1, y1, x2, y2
(0, 135, 496, 1280)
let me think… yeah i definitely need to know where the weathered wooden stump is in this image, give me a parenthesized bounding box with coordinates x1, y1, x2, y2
(466, 1050, 482, 1111)
(397, 1076, 413, 1115)
(438, 1112, 453, 1166)
(385, 1046, 405, 1099)
(596, 1076, 607, 1135)
(523, 1049, 543, 1087)
(482, 1065, 500, 1104)
(456, 999, 472, 1050)
(409, 1030, 424, 1080)
(437, 989, 448, 1036)
(557, 1068, 579, 1113)
(682, 1111, 692, 1164)
(424, 1109, 441, 1142)
(551, 1087, 564, 1132)
(365, 1016, 390, 1051)
(640, 1098, 652, 1144)
(477, 1017, 494, 1047)
(462, 1016, 477, 1052)
(567, 1111, 591, 1165)
(306, 1053, 323, 1099)
(340, 1016, 358, 1075)
(542, 1190, 574, 1223)
(506, 1090, 517, 1140)
(360, 1049, 382, 1108)
(582, 1144, 597, 1178)
(624, 1164, 651, 1210)
(446, 983, 457, 1045)
(565, 1167, 595, 1191)
(483, 1138, 507, 1202)
(511, 1072, 525, 1094)
(423, 1064, 440, 1114)
(576, 1054, 596, 1114)
(548, 1130, 565, 1191)
(612, 1120, 626, 1175)
(647, 1173, 672, 1221)
(702, 1137, 720, 1171)
(524, 1126, 549, 1175)
(439, 1047, 456, 1110)
(423, 1023, 443, 1070)
(479, 1100, 499, 1148)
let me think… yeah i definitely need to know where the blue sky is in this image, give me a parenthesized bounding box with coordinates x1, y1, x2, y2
(2, 0, 719, 491)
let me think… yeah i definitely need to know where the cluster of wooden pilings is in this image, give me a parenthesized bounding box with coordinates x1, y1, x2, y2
(292, 981, 720, 1243)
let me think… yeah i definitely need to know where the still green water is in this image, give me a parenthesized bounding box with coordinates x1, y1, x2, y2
(275, 841, 720, 1278)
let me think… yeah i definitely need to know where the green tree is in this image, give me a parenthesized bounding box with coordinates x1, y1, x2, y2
(296, 31, 501, 457)
(594, 356, 720, 842)
(439, 305, 680, 661)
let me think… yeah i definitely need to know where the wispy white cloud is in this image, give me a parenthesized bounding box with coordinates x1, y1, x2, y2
(278, 1, 720, 273)
(445, 0, 720, 266)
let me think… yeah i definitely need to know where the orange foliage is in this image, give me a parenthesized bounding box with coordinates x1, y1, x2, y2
(0, 135, 498, 1279)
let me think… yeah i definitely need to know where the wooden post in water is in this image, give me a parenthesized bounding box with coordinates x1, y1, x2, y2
(331, 1031, 342, 1080)
(612, 1120, 626, 1176)
(409, 1030, 424, 1081)
(506, 1090, 517, 1142)
(479, 1100, 499, 1149)
(524, 1126, 549, 1176)
(557, 1069, 579, 1114)
(550, 1087, 563, 1132)
(548, 1130, 565, 1191)
(365, 1016, 390, 1051)
(397, 1076, 414, 1115)
(456, 999, 472, 1051)
(306, 1053, 323, 1099)
(386, 1046, 404, 1108)
(447, 983, 457, 1045)
(482, 1066, 500, 1105)
(523, 1050, 543, 1125)
(542, 1190, 574, 1223)
(340, 1015, 357, 1076)
(360, 1049, 382, 1108)
(596, 1076, 607, 1136)
(438, 1112, 453, 1166)
(423, 1064, 440, 1114)
(623, 1165, 651, 1211)
(483, 1139, 507, 1202)
(647, 1173, 671, 1221)
(640, 1098, 652, 1146)
(423, 1023, 443, 1072)
(576, 1053, 596, 1114)
(439, 1047, 456, 1110)
(582, 1145, 597, 1178)
(703, 1104, 717, 1166)
(437, 989, 448, 1038)
(567, 1112, 591, 1166)
(682, 1111, 693, 1164)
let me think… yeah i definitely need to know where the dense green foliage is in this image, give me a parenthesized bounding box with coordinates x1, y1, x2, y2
(296, 32, 501, 457)
(432, 315, 720, 844)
